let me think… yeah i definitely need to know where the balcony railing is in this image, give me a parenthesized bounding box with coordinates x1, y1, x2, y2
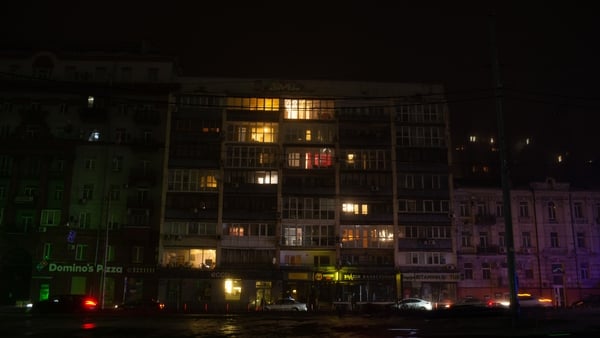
(14, 195, 35, 204)
(128, 168, 157, 186)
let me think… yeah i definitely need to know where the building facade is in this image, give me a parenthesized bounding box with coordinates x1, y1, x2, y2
(454, 178, 600, 307)
(157, 78, 455, 312)
(0, 49, 178, 307)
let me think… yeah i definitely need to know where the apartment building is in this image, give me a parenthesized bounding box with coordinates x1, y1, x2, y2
(158, 78, 454, 311)
(0, 49, 178, 307)
(454, 178, 600, 307)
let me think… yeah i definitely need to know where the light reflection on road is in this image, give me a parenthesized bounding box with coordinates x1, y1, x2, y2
(4, 309, 595, 337)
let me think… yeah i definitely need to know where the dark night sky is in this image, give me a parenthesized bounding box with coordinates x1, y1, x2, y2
(3, 1, 600, 181)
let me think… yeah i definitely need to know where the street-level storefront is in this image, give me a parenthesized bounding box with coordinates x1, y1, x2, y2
(335, 270, 397, 309)
(157, 268, 280, 313)
(279, 269, 338, 311)
(401, 271, 459, 307)
(31, 262, 158, 308)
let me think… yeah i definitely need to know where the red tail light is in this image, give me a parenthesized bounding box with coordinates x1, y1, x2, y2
(84, 298, 98, 308)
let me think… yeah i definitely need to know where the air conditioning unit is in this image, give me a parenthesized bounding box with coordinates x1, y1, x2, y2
(499, 247, 506, 253)
(38, 227, 47, 232)
(446, 264, 456, 270)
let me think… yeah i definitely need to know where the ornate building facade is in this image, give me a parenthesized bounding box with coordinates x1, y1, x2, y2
(454, 178, 600, 307)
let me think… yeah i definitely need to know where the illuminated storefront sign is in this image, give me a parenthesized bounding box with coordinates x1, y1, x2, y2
(314, 272, 336, 281)
(402, 273, 461, 282)
(46, 263, 123, 273)
(342, 273, 395, 281)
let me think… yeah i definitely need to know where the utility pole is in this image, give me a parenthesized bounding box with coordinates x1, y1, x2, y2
(101, 193, 111, 310)
(489, 12, 519, 321)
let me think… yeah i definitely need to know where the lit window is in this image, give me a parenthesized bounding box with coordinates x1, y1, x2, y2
(88, 130, 100, 142)
(342, 203, 354, 213)
(224, 279, 242, 300)
(226, 97, 279, 111)
(342, 203, 368, 215)
(469, 135, 477, 142)
(87, 96, 94, 108)
(229, 225, 246, 236)
(284, 99, 334, 120)
(255, 171, 278, 184)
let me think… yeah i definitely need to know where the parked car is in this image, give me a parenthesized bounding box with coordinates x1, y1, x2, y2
(450, 297, 489, 308)
(443, 297, 495, 312)
(436, 297, 507, 317)
(571, 294, 600, 308)
(31, 294, 99, 314)
(264, 297, 308, 312)
(391, 298, 433, 311)
(435, 299, 454, 309)
(113, 298, 165, 313)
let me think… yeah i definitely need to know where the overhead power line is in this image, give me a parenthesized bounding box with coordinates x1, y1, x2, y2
(2, 71, 600, 110)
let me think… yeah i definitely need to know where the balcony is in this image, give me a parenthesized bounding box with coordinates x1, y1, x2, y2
(128, 168, 157, 186)
(339, 184, 393, 195)
(126, 198, 154, 210)
(220, 235, 275, 248)
(226, 110, 279, 122)
(133, 110, 161, 125)
(397, 238, 453, 250)
(14, 195, 35, 204)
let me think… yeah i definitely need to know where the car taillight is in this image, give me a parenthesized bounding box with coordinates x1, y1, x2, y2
(84, 298, 98, 308)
